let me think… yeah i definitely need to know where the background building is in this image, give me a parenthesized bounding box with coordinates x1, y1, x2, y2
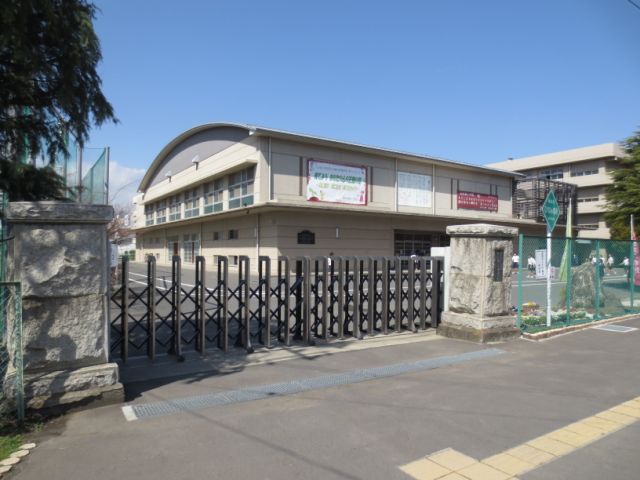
(488, 143, 626, 239)
(133, 123, 549, 267)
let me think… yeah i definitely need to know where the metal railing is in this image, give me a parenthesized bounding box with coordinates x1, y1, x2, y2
(109, 255, 444, 362)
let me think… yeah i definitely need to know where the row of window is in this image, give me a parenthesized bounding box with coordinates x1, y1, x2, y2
(570, 168, 598, 177)
(577, 197, 600, 203)
(538, 166, 599, 181)
(145, 166, 255, 226)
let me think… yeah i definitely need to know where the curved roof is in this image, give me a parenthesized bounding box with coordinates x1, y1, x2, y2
(139, 122, 523, 192)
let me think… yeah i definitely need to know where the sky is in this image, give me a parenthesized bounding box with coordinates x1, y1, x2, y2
(87, 0, 640, 206)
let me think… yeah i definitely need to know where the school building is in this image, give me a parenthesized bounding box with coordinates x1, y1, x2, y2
(133, 123, 554, 267)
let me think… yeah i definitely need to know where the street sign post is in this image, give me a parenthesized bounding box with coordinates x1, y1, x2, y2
(542, 191, 560, 327)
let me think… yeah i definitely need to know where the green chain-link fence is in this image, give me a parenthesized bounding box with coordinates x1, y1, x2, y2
(0, 283, 24, 423)
(516, 234, 639, 333)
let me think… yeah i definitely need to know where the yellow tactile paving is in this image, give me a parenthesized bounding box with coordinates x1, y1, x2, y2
(399, 458, 452, 480)
(481, 453, 534, 476)
(546, 428, 593, 447)
(429, 448, 478, 471)
(595, 410, 636, 425)
(439, 473, 468, 480)
(504, 444, 555, 467)
(400, 395, 640, 479)
(526, 436, 573, 456)
(457, 461, 511, 480)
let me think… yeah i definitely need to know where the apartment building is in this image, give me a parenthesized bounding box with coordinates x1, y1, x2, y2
(488, 143, 626, 239)
(133, 123, 547, 267)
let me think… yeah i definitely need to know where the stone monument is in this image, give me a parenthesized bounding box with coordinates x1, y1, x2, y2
(438, 224, 520, 342)
(5, 202, 124, 411)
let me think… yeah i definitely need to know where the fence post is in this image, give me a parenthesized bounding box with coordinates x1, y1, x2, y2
(260, 256, 271, 348)
(172, 255, 182, 357)
(630, 239, 635, 311)
(196, 256, 206, 354)
(337, 257, 345, 339)
(565, 239, 572, 325)
(431, 259, 442, 328)
(321, 257, 329, 339)
(14, 283, 24, 423)
(147, 256, 156, 360)
(303, 257, 312, 344)
(517, 234, 523, 330)
(219, 256, 229, 352)
(121, 256, 129, 362)
(381, 258, 389, 334)
(241, 256, 253, 353)
(368, 257, 376, 335)
(595, 240, 601, 320)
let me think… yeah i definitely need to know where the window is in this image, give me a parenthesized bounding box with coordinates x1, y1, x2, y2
(145, 204, 154, 226)
(184, 188, 200, 218)
(539, 168, 563, 180)
(156, 200, 167, 224)
(571, 168, 598, 177)
(213, 231, 221, 241)
(182, 234, 200, 263)
(577, 223, 598, 230)
(169, 194, 182, 221)
(577, 197, 599, 203)
(228, 166, 255, 209)
(297, 230, 316, 244)
(228, 229, 238, 240)
(204, 178, 224, 214)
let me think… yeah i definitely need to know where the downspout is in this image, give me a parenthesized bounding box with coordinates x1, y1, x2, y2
(268, 137, 273, 201)
(256, 213, 261, 263)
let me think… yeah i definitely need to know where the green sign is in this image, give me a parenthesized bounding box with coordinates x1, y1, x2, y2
(542, 190, 560, 232)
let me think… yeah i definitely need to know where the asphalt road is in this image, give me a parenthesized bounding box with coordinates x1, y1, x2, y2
(15, 317, 640, 480)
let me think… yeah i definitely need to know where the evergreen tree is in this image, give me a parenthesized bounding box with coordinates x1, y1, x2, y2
(604, 130, 640, 240)
(0, 0, 117, 166)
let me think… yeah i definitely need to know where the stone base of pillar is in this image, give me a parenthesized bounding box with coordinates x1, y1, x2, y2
(21, 363, 124, 413)
(438, 311, 520, 343)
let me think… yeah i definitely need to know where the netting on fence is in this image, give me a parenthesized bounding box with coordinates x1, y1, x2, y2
(516, 235, 639, 333)
(0, 282, 24, 424)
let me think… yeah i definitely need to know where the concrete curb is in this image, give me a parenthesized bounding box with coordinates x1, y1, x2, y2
(521, 314, 639, 341)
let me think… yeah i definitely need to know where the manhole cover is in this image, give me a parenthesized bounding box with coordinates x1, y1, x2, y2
(592, 324, 638, 333)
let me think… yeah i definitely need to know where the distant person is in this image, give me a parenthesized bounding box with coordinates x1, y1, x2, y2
(607, 254, 614, 275)
(511, 253, 519, 274)
(527, 255, 536, 278)
(623, 256, 630, 276)
(327, 252, 334, 272)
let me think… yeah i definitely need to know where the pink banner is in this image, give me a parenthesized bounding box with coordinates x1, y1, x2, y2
(633, 231, 640, 287)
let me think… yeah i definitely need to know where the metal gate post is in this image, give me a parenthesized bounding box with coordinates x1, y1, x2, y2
(303, 257, 312, 344)
(172, 255, 182, 357)
(196, 256, 206, 353)
(218, 256, 229, 352)
(352, 258, 361, 339)
(121, 256, 129, 362)
(381, 258, 389, 335)
(394, 257, 402, 333)
(408, 258, 416, 332)
(240, 256, 253, 353)
(147, 256, 156, 359)
(418, 257, 427, 330)
(432, 259, 442, 327)
(368, 257, 376, 336)
(320, 257, 329, 339)
(336, 257, 345, 339)
(260, 256, 271, 348)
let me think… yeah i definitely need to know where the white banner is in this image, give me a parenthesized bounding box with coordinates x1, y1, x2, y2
(398, 171, 432, 208)
(307, 160, 367, 205)
(535, 249, 547, 279)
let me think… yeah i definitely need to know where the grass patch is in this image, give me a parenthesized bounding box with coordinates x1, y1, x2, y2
(0, 434, 22, 460)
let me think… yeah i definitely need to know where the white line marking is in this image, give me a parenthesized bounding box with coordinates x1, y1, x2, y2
(122, 405, 138, 422)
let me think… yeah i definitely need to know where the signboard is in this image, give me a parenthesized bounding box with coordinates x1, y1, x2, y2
(542, 190, 560, 232)
(110, 243, 118, 268)
(535, 249, 547, 278)
(633, 231, 640, 287)
(457, 191, 498, 212)
(398, 172, 432, 208)
(307, 160, 367, 205)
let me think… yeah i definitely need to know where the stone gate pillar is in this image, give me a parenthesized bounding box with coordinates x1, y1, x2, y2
(438, 224, 520, 343)
(6, 202, 124, 411)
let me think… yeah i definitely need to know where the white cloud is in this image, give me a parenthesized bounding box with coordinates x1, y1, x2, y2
(109, 161, 146, 207)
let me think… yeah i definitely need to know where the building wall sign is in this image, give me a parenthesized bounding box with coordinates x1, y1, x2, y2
(307, 159, 367, 205)
(457, 191, 498, 212)
(398, 172, 432, 208)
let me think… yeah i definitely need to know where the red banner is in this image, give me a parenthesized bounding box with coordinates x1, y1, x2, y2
(457, 191, 498, 212)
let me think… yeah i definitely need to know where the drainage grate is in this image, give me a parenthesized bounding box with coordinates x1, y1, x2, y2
(124, 348, 505, 421)
(592, 324, 638, 333)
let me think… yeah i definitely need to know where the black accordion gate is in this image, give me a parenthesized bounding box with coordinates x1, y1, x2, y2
(109, 255, 444, 362)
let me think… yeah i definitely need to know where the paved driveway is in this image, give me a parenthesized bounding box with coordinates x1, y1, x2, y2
(13, 318, 640, 480)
